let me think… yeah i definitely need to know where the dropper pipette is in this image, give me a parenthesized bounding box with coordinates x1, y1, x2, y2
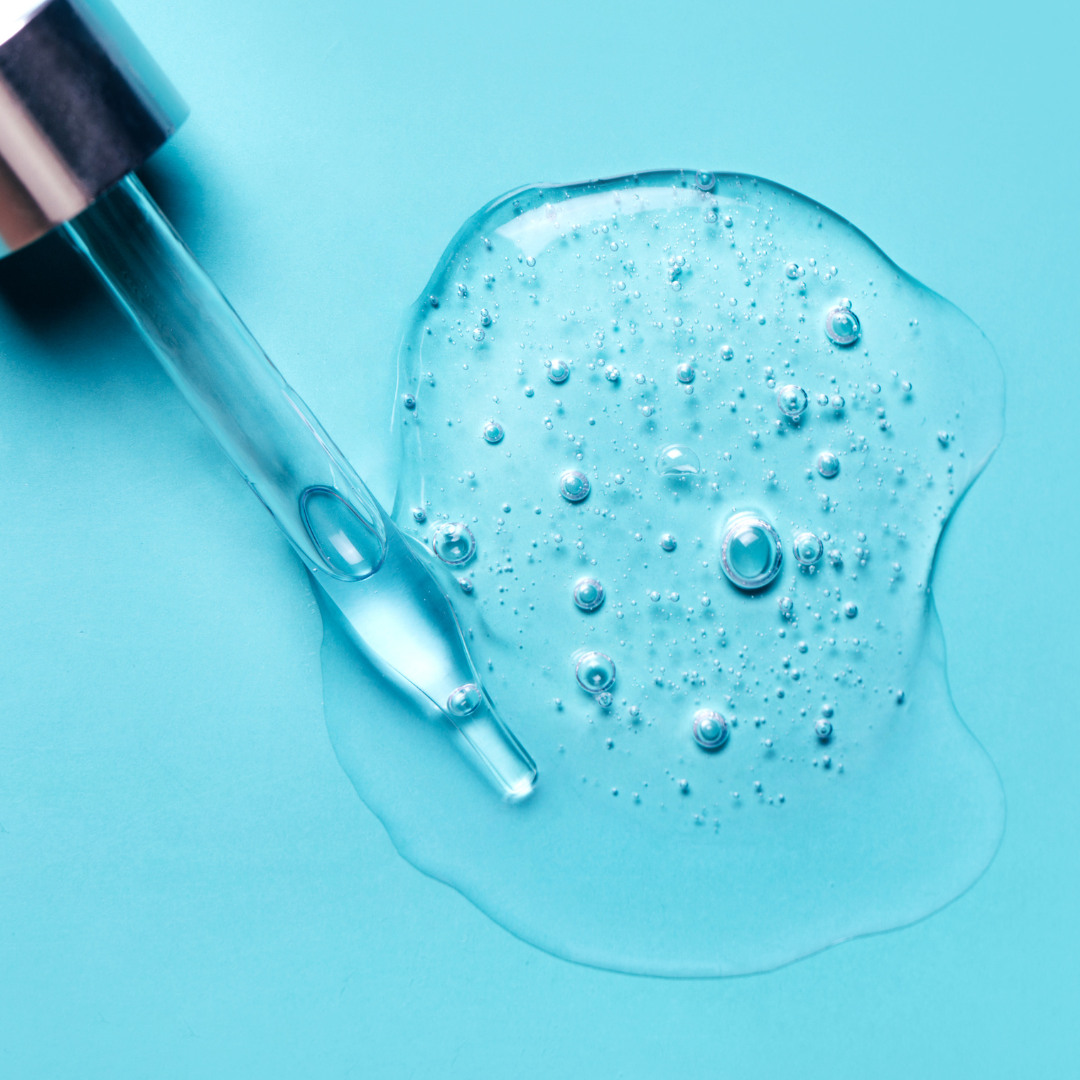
(0, 0, 536, 799)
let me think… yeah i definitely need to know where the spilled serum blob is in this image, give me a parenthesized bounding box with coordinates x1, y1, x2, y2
(321, 170, 1005, 976)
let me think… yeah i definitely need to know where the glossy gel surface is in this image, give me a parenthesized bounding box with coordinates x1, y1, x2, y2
(321, 170, 1005, 976)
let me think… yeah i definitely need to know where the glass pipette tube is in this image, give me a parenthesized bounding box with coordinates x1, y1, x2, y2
(63, 174, 537, 800)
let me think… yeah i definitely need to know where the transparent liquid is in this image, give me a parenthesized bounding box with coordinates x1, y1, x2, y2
(321, 170, 1005, 976)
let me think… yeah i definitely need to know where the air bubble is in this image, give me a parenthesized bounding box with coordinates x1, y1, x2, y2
(785, 262, 804, 280)
(695, 171, 716, 191)
(777, 384, 808, 419)
(559, 469, 591, 503)
(431, 521, 476, 565)
(793, 531, 824, 567)
(548, 358, 571, 384)
(605, 365, 620, 382)
(720, 512, 783, 590)
(473, 328, 485, 342)
(817, 452, 840, 479)
(576, 651, 616, 693)
(720, 345, 734, 361)
(659, 533, 677, 552)
(825, 303, 861, 346)
(675, 362, 696, 384)
(482, 420, 504, 444)
(573, 577, 605, 612)
(447, 683, 481, 716)
(815, 718, 833, 741)
(656, 444, 701, 476)
(693, 709, 729, 750)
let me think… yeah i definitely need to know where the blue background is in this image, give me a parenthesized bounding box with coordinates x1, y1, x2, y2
(0, 0, 1075, 1075)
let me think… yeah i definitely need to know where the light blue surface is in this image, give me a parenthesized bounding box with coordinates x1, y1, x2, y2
(0, 0, 1075, 1074)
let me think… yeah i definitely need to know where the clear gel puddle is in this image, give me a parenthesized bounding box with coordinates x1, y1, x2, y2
(320, 171, 1005, 976)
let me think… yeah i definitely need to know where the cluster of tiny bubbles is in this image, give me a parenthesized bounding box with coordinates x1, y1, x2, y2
(695, 170, 716, 191)
(793, 531, 824, 567)
(482, 419, 504, 444)
(575, 651, 617, 693)
(411, 506, 427, 523)
(446, 682, 482, 717)
(693, 709, 729, 751)
(817, 451, 841, 479)
(655, 444, 701, 477)
(559, 469, 591, 503)
(777, 384, 809, 419)
(720, 512, 783, 590)
(547, 358, 571, 384)
(360, 168, 1008, 978)
(814, 717, 833, 741)
(431, 521, 476, 565)
(825, 300, 862, 346)
(573, 577, 605, 612)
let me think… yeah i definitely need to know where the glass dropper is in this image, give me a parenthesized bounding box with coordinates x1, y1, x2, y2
(0, 0, 536, 799)
(64, 175, 537, 799)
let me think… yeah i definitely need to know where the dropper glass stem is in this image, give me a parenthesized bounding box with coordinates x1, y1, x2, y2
(63, 174, 536, 800)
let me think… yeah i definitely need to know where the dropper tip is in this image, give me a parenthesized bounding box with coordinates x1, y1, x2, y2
(505, 770, 538, 803)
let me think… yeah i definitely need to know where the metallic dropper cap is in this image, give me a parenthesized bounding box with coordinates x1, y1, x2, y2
(0, 0, 186, 255)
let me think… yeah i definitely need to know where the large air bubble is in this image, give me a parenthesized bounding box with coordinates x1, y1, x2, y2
(320, 170, 1005, 976)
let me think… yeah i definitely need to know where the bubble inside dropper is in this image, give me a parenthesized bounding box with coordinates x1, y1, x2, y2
(447, 683, 482, 716)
